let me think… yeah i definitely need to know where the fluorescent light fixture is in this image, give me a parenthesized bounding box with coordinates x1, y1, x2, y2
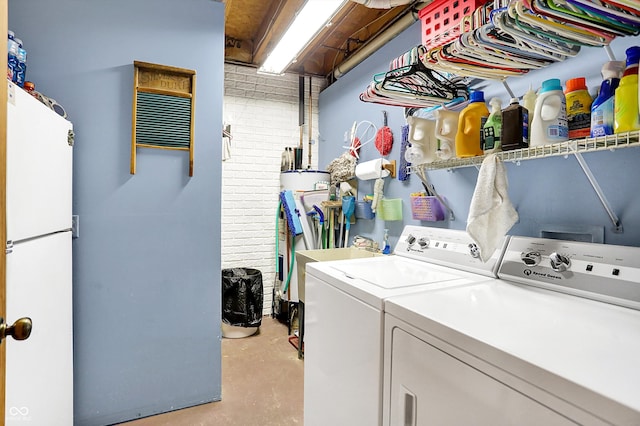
(258, 0, 346, 75)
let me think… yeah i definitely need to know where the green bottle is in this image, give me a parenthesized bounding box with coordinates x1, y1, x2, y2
(483, 97, 502, 153)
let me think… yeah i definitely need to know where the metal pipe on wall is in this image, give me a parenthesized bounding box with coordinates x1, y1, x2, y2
(333, 1, 429, 80)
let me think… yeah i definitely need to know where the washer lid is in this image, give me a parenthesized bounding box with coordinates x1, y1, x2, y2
(330, 256, 462, 289)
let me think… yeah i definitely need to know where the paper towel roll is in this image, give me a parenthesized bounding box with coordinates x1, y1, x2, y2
(355, 159, 390, 180)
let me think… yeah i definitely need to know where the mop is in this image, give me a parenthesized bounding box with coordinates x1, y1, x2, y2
(342, 196, 356, 248)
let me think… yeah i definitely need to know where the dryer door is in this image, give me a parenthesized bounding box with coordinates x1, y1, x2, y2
(387, 327, 576, 426)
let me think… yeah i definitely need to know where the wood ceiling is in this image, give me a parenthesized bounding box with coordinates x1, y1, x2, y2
(223, 0, 426, 80)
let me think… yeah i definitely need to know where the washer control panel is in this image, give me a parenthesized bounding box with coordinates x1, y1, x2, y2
(500, 237, 640, 310)
(395, 226, 506, 277)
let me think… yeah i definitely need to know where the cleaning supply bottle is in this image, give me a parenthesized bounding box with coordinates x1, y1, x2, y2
(482, 97, 502, 153)
(614, 46, 640, 134)
(455, 91, 489, 157)
(591, 61, 624, 137)
(565, 77, 592, 139)
(530, 78, 568, 146)
(501, 97, 529, 151)
(382, 228, 391, 255)
(523, 85, 537, 133)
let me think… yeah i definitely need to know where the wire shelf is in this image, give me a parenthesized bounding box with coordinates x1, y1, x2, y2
(413, 131, 640, 172)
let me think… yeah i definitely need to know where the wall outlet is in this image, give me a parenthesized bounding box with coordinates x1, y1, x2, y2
(72, 215, 79, 238)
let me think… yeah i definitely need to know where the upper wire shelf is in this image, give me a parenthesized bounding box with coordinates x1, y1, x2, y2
(413, 131, 640, 172)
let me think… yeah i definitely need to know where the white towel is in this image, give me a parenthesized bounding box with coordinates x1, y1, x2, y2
(466, 154, 518, 263)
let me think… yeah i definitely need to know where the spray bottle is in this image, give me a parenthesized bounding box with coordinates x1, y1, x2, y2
(523, 85, 537, 134)
(591, 61, 624, 137)
(382, 228, 391, 255)
(483, 97, 502, 153)
(614, 46, 640, 134)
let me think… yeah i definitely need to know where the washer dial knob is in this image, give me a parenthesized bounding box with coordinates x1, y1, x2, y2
(468, 243, 480, 259)
(521, 251, 541, 266)
(549, 252, 571, 272)
(418, 237, 430, 248)
(406, 234, 416, 246)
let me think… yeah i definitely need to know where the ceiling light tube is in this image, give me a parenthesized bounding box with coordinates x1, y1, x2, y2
(258, 0, 347, 75)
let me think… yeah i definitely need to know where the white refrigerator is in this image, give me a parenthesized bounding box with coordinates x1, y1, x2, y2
(4, 81, 73, 425)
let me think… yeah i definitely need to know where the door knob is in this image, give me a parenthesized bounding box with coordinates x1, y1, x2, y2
(0, 317, 32, 343)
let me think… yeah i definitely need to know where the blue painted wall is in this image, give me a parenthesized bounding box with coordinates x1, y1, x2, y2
(319, 20, 640, 249)
(9, 1, 224, 424)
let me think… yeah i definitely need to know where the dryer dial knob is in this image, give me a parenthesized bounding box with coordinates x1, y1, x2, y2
(418, 237, 430, 248)
(468, 243, 480, 258)
(406, 234, 416, 246)
(521, 251, 541, 266)
(549, 252, 571, 272)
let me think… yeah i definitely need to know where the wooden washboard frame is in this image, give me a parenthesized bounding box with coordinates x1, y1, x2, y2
(131, 61, 196, 176)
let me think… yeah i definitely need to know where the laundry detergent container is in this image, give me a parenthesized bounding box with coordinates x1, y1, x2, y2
(222, 268, 263, 338)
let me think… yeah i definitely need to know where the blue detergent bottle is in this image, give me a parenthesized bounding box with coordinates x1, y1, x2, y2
(591, 61, 624, 137)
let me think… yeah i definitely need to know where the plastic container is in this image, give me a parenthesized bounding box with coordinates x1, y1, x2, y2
(407, 116, 438, 164)
(7, 37, 18, 82)
(591, 61, 624, 137)
(614, 46, 640, 134)
(501, 97, 529, 151)
(419, 0, 490, 50)
(15, 45, 27, 88)
(410, 195, 446, 221)
(455, 91, 489, 157)
(530, 78, 568, 146)
(523, 85, 537, 133)
(565, 77, 592, 139)
(434, 108, 459, 160)
(483, 97, 502, 153)
(377, 198, 403, 221)
(354, 200, 375, 220)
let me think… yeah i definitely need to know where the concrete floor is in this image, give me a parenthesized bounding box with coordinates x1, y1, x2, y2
(119, 318, 304, 426)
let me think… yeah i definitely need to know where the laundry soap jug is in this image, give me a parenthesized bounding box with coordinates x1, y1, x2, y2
(501, 97, 529, 151)
(434, 109, 459, 160)
(530, 78, 568, 146)
(614, 46, 640, 134)
(565, 77, 592, 139)
(455, 91, 489, 157)
(482, 97, 502, 153)
(591, 61, 624, 137)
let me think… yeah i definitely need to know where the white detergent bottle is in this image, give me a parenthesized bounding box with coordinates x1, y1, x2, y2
(530, 78, 568, 146)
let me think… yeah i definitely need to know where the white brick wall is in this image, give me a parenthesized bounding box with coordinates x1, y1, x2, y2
(222, 64, 325, 315)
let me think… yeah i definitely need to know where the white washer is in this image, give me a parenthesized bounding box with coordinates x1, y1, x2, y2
(303, 226, 505, 426)
(383, 236, 640, 425)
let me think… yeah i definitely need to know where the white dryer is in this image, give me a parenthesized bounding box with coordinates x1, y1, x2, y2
(303, 226, 505, 426)
(383, 236, 640, 425)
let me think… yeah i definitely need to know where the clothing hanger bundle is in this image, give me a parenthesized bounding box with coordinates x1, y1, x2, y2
(360, 46, 470, 108)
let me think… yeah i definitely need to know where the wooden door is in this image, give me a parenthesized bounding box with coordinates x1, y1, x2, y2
(1, 1, 10, 424)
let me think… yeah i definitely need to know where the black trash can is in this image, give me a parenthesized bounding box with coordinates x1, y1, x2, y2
(222, 268, 263, 338)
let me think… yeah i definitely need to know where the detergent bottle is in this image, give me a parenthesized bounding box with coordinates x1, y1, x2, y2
(591, 61, 624, 137)
(614, 46, 640, 134)
(565, 77, 592, 139)
(482, 97, 502, 153)
(455, 91, 489, 157)
(501, 97, 529, 151)
(530, 78, 568, 146)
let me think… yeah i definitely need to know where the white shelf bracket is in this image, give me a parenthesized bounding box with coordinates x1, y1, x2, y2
(572, 151, 623, 233)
